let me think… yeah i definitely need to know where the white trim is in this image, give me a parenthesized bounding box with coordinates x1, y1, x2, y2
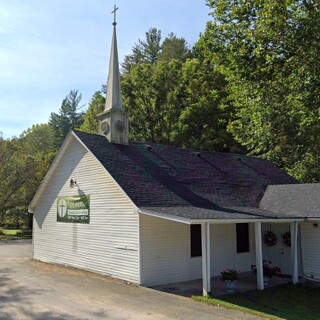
(191, 218, 304, 224)
(28, 131, 74, 213)
(201, 223, 211, 296)
(206, 223, 211, 293)
(254, 222, 264, 290)
(138, 208, 191, 224)
(136, 207, 142, 285)
(29, 130, 139, 213)
(291, 221, 299, 284)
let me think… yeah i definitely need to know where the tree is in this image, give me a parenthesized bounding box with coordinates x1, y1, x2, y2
(0, 124, 56, 228)
(200, 0, 320, 182)
(80, 90, 105, 134)
(0, 138, 38, 228)
(122, 28, 190, 73)
(122, 28, 162, 72)
(122, 60, 183, 144)
(20, 123, 55, 154)
(120, 25, 240, 152)
(173, 58, 241, 153)
(159, 33, 190, 62)
(49, 90, 84, 148)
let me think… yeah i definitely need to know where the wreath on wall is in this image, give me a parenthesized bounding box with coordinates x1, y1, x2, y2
(282, 232, 291, 247)
(263, 231, 277, 246)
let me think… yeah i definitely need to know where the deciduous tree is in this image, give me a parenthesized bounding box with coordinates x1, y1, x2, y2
(200, 0, 320, 181)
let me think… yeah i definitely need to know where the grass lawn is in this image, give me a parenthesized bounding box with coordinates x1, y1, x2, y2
(193, 284, 320, 320)
(0, 228, 32, 240)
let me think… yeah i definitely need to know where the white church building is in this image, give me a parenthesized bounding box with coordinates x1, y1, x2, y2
(29, 8, 320, 296)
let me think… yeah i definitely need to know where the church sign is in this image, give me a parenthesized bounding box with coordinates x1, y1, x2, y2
(57, 195, 90, 223)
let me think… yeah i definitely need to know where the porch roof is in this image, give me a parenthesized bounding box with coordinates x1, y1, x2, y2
(139, 205, 304, 224)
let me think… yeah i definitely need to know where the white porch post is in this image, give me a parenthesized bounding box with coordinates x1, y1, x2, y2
(290, 221, 299, 284)
(254, 222, 264, 290)
(201, 222, 211, 296)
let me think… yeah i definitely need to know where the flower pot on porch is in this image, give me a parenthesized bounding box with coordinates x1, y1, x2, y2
(224, 280, 237, 293)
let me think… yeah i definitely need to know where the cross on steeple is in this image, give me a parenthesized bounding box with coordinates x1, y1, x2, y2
(112, 5, 119, 26)
(97, 3, 129, 144)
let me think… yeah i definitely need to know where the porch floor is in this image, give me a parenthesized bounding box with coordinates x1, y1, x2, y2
(152, 272, 294, 297)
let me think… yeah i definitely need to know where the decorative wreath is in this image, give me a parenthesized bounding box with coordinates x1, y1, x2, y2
(263, 231, 277, 246)
(282, 232, 291, 247)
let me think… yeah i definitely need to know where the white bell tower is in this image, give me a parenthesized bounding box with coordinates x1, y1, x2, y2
(97, 5, 129, 144)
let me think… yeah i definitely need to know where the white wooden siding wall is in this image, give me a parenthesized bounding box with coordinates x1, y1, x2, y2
(301, 222, 320, 280)
(139, 215, 255, 286)
(210, 223, 255, 276)
(33, 137, 139, 283)
(261, 223, 303, 276)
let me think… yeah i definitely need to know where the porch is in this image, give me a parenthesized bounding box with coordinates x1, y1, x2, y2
(139, 214, 301, 296)
(199, 221, 300, 296)
(153, 271, 295, 297)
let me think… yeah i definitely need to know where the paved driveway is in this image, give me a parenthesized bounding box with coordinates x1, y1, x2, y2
(0, 240, 260, 320)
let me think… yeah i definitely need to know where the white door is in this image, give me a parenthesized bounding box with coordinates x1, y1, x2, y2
(261, 223, 292, 275)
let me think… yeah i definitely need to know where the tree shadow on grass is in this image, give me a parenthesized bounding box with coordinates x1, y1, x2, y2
(217, 284, 320, 320)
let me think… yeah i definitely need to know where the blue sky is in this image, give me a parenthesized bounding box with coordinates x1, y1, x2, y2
(0, 1, 211, 138)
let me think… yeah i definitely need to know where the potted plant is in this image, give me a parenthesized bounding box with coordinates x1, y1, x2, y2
(221, 269, 238, 281)
(221, 269, 239, 293)
(251, 260, 281, 284)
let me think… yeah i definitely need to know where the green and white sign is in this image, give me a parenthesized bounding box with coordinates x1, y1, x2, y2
(57, 195, 90, 223)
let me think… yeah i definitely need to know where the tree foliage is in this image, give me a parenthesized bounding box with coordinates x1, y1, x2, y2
(199, 0, 320, 181)
(122, 60, 183, 144)
(122, 28, 190, 73)
(0, 124, 55, 228)
(80, 90, 105, 134)
(173, 58, 241, 153)
(121, 27, 238, 152)
(159, 33, 191, 62)
(49, 89, 84, 148)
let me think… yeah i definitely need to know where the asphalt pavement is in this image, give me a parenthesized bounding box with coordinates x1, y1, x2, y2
(0, 240, 262, 320)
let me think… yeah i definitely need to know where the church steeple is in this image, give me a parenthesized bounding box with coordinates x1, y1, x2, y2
(105, 6, 122, 111)
(97, 5, 129, 144)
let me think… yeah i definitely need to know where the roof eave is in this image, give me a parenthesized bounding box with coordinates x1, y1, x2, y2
(190, 217, 306, 224)
(138, 208, 191, 224)
(28, 130, 75, 213)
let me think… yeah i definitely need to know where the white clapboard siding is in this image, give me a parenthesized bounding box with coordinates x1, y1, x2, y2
(301, 222, 320, 280)
(211, 223, 256, 276)
(139, 215, 255, 286)
(33, 136, 139, 283)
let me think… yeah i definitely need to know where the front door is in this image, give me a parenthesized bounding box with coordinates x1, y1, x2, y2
(261, 223, 292, 275)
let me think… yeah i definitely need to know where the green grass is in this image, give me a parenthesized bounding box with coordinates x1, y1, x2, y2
(193, 284, 320, 320)
(0, 228, 32, 240)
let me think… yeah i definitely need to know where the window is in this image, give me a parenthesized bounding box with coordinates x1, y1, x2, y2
(236, 223, 249, 253)
(190, 224, 202, 257)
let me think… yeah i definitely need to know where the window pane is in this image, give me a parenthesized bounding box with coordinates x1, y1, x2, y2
(236, 223, 249, 253)
(191, 224, 202, 257)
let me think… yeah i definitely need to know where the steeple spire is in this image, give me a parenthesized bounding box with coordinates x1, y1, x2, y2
(97, 5, 129, 145)
(105, 5, 122, 111)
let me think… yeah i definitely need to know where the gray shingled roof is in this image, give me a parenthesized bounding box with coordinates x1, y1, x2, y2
(74, 130, 300, 220)
(260, 184, 320, 218)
